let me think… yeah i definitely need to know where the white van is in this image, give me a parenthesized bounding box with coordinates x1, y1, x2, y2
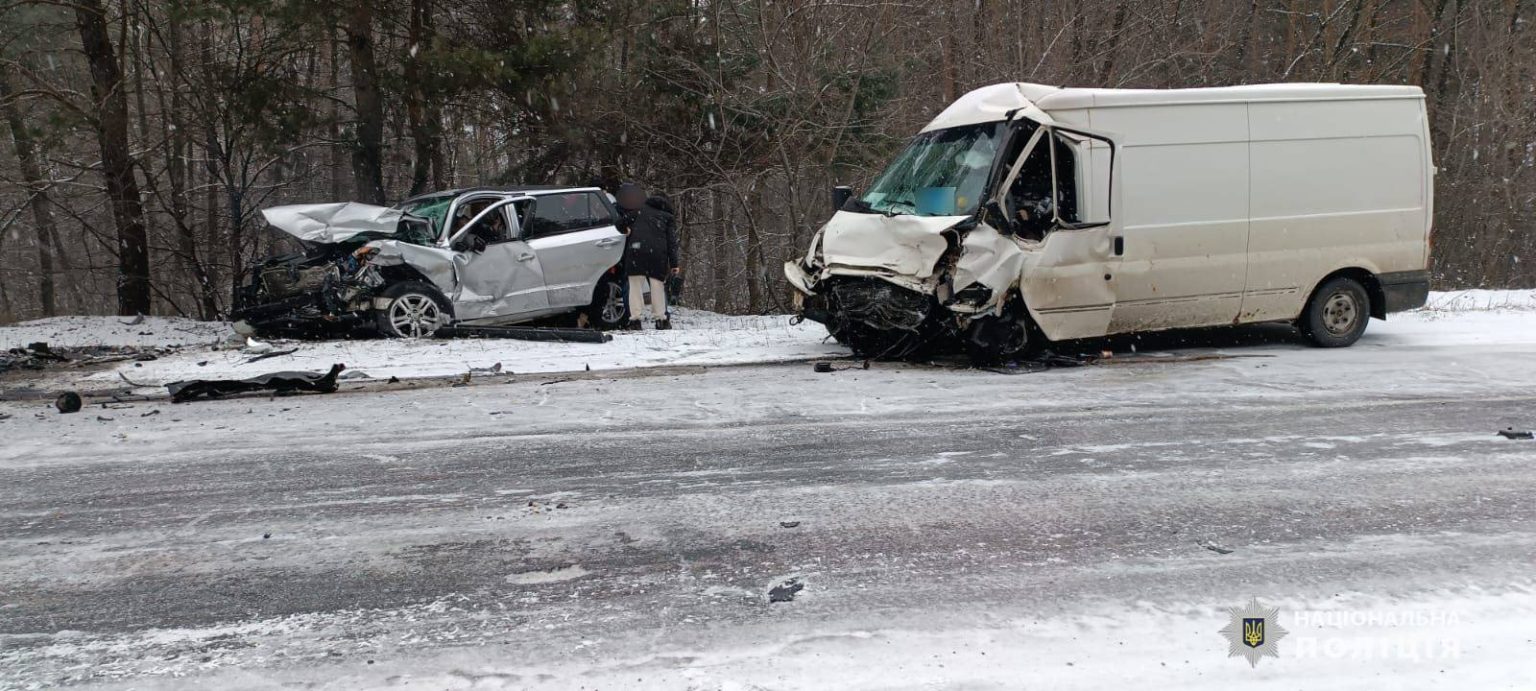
(784, 82, 1433, 361)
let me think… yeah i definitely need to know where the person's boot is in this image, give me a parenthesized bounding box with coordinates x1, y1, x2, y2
(655, 318, 672, 330)
(626, 319, 643, 331)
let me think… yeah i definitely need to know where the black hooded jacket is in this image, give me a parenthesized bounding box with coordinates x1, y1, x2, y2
(620, 195, 680, 280)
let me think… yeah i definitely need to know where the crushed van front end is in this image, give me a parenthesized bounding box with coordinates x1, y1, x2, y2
(786, 212, 1034, 361)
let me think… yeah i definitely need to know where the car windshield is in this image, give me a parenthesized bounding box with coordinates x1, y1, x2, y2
(860, 122, 1004, 217)
(399, 197, 454, 235)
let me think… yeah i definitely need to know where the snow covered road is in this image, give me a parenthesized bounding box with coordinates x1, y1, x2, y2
(2, 293, 1536, 689)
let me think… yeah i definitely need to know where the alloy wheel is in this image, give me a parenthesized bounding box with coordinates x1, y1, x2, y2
(388, 294, 441, 338)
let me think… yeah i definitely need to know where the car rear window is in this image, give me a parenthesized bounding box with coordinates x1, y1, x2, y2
(523, 192, 615, 238)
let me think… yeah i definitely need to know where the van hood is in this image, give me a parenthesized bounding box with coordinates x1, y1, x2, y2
(818, 211, 969, 281)
(262, 203, 409, 244)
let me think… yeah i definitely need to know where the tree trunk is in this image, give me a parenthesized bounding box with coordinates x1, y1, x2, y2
(0, 65, 59, 317)
(74, 0, 151, 315)
(404, 0, 442, 196)
(345, 0, 387, 205)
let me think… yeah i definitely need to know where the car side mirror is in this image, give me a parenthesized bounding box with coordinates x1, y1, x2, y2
(831, 185, 854, 213)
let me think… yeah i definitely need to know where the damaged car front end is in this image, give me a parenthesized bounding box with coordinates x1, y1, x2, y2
(231, 203, 437, 337)
(232, 187, 629, 338)
(787, 84, 1117, 362)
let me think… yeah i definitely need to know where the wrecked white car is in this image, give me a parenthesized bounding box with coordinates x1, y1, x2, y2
(787, 82, 1433, 361)
(233, 187, 628, 338)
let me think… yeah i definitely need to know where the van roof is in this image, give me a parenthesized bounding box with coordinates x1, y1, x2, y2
(921, 82, 1425, 132)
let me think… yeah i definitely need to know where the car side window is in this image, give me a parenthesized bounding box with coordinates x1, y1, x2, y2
(524, 192, 616, 239)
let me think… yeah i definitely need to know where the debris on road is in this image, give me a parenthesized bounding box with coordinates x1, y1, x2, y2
(768, 577, 804, 603)
(779, 521, 801, 529)
(2, 342, 68, 374)
(436, 325, 612, 344)
(813, 360, 870, 373)
(1198, 539, 1234, 555)
(244, 348, 300, 364)
(1496, 427, 1534, 440)
(54, 391, 82, 414)
(167, 364, 346, 403)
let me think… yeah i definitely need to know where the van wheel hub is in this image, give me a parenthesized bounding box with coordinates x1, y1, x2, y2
(1321, 291, 1359, 335)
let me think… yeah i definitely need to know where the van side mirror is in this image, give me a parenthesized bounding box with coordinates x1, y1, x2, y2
(831, 186, 854, 212)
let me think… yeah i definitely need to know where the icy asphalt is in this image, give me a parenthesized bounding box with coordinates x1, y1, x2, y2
(2, 309, 1536, 689)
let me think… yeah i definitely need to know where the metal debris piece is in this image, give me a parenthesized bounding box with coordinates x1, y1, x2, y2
(1198, 538, 1234, 555)
(436, 325, 612, 344)
(1497, 428, 1534, 440)
(244, 348, 299, 364)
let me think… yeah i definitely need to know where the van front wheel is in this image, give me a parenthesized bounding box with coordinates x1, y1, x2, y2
(1299, 276, 1370, 347)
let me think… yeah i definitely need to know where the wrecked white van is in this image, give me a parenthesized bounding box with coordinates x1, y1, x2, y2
(785, 83, 1433, 360)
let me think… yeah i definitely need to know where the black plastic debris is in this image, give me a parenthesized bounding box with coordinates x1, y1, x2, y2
(54, 391, 82, 414)
(1497, 428, 1534, 440)
(768, 577, 804, 603)
(813, 360, 870, 373)
(2, 343, 69, 374)
(779, 521, 801, 529)
(167, 364, 345, 403)
(436, 325, 611, 344)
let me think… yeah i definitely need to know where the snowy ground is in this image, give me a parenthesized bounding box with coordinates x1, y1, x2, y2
(0, 309, 844, 391)
(2, 292, 1536, 689)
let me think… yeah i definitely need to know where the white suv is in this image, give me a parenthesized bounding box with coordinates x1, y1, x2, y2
(233, 186, 628, 338)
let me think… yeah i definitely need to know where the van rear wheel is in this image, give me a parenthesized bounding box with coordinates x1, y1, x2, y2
(1299, 276, 1370, 347)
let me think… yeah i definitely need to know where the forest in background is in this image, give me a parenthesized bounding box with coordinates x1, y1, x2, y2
(0, 0, 1529, 321)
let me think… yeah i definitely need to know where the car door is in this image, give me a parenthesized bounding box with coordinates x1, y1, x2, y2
(520, 191, 626, 309)
(445, 196, 551, 323)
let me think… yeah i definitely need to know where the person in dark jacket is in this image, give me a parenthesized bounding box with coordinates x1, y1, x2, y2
(615, 183, 681, 330)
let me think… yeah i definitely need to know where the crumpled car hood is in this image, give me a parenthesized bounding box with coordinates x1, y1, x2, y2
(819, 211, 969, 280)
(261, 203, 409, 244)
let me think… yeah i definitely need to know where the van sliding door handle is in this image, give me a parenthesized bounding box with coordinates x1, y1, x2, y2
(1113, 236, 1124, 256)
(516, 253, 536, 262)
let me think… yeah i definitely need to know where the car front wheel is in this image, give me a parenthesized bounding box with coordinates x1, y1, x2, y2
(375, 282, 450, 338)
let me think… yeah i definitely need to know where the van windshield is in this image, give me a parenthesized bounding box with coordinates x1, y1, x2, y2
(860, 123, 1004, 217)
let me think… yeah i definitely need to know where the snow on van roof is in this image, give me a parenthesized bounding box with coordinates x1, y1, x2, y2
(921, 82, 1424, 132)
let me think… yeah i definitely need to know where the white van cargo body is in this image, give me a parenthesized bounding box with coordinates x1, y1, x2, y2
(785, 82, 1433, 361)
